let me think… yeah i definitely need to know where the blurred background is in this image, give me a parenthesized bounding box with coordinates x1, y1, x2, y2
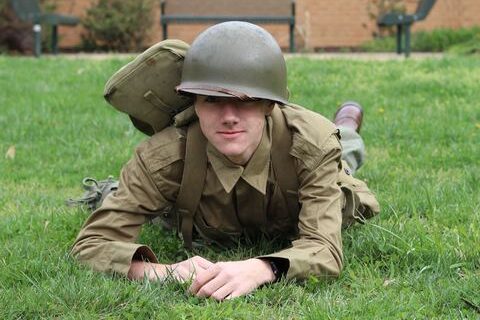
(1, 0, 480, 55)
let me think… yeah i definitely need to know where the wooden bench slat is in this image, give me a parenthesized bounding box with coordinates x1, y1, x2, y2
(162, 0, 293, 16)
(160, 0, 296, 52)
(162, 16, 294, 24)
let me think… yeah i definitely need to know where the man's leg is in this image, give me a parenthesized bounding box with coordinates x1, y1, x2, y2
(333, 101, 366, 175)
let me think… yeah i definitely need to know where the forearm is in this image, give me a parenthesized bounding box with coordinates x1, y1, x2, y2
(71, 207, 158, 275)
(269, 133, 344, 280)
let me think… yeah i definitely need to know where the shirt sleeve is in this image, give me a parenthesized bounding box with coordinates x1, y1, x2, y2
(71, 138, 183, 276)
(258, 133, 344, 280)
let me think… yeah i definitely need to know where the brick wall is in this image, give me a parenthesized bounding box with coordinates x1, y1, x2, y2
(53, 0, 480, 51)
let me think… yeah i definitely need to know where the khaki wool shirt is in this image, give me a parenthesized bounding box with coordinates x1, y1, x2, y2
(72, 104, 380, 280)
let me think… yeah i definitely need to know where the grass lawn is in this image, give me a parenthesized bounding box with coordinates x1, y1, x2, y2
(1, 54, 479, 319)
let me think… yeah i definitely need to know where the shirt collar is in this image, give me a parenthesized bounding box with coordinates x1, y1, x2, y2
(206, 117, 272, 194)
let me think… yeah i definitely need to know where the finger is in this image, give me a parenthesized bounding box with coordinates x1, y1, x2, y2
(225, 291, 243, 300)
(171, 257, 209, 281)
(195, 271, 230, 298)
(191, 256, 215, 269)
(180, 263, 199, 281)
(170, 263, 199, 283)
(210, 282, 235, 301)
(226, 284, 256, 300)
(189, 264, 221, 294)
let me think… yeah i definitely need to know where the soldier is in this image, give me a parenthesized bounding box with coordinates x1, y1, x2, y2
(72, 21, 379, 301)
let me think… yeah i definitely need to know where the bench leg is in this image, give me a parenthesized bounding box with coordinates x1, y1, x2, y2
(290, 1, 296, 53)
(52, 25, 58, 54)
(33, 24, 42, 57)
(162, 23, 168, 40)
(160, 1, 167, 40)
(404, 24, 411, 58)
(396, 24, 403, 54)
(289, 23, 295, 53)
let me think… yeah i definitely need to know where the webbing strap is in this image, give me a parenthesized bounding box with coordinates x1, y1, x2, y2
(271, 106, 299, 209)
(175, 121, 208, 249)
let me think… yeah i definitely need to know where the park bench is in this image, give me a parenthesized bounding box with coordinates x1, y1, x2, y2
(378, 0, 437, 57)
(160, 0, 296, 52)
(9, 0, 79, 57)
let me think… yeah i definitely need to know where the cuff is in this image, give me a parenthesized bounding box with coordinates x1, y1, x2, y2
(107, 242, 158, 276)
(256, 255, 290, 280)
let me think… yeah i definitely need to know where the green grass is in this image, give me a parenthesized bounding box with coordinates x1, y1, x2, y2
(1, 55, 479, 319)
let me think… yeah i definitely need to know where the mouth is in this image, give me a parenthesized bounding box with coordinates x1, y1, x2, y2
(217, 130, 245, 139)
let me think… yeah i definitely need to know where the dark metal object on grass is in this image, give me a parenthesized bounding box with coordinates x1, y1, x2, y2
(377, 0, 437, 57)
(9, 0, 79, 57)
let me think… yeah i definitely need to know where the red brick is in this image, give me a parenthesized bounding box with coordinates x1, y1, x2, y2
(53, 0, 480, 51)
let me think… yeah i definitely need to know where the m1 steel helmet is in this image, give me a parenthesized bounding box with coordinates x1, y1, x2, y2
(176, 21, 288, 104)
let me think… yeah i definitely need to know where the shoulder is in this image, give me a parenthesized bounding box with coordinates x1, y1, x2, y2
(135, 125, 186, 173)
(280, 103, 338, 147)
(278, 104, 341, 169)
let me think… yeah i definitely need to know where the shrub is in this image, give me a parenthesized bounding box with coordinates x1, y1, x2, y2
(361, 26, 480, 53)
(361, 35, 396, 52)
(82, 0, 154, 52)
(448, 33, 480, 55)
(412, 27, 480, 52)
(0, 0, 33, 54)
(0, 0, 57, 54)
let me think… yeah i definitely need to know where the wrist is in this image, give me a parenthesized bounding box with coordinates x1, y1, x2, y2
(252, 258, 277, 284)
(149, 263, 169, 280)
(128, 261, 168, 280)
(258, 258, 288, 283)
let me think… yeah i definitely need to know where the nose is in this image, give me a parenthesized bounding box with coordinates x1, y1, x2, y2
(220, 102, 239, 125)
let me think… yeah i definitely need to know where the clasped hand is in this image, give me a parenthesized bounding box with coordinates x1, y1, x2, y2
(129, 256, 275, 301)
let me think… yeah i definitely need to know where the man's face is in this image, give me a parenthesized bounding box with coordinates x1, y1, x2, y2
(194, 95, 273, 165)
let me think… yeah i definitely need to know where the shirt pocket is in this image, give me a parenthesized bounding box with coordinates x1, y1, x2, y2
(141, 141, 184, 174)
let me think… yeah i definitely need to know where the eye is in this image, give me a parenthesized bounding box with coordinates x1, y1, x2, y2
(205, 96, 220, 103)
(239, 98, 264, 107)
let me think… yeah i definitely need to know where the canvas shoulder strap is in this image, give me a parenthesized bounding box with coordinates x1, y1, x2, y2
(270, 106, 300, 212)
(175, 121, 208, 249)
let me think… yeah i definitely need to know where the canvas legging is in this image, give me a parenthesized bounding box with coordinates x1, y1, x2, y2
(338, 126, 365, 175)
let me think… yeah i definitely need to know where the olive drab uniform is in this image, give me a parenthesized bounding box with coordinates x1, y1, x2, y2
(72, 103, 380, 280)
(73, 21, 379, 281)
